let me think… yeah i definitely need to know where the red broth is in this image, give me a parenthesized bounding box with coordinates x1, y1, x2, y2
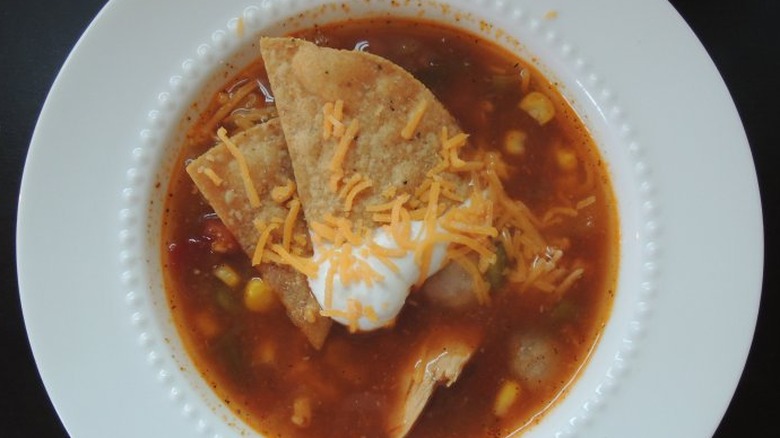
(162, 18, 618, 438)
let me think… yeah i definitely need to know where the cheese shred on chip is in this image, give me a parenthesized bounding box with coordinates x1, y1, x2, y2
(255, 36, 590, 328)
(199, 167, 224, 186)
(401, 99, 429, 140)
(217, 127, 261, 208)
(328, 119, 360, 192)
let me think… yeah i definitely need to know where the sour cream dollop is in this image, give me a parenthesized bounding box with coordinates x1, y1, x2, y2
(307, 221, 447, 331)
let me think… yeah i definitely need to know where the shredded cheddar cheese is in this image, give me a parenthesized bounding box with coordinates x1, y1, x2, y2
(423, 180, 442, 248)
(373, 252, 400, 274)
(576, 195, 596, 210)
(283, 198, 301, 252)
(328, 119, 360, 192)
(199, 166, 223, 186)
(204, 81, 257, 136)
(441, 219, 498, 237)
(261, 249, 284, 265)
(541, 206, 578, 227)
(294, 234, 308, 247)
(372, 213, 392, 223)
(279, 94, 591, 327)
(324, 260, 336, 308)
(252, 222, 279, 266)
(367, 193, 410, 213)
(443, 132, 469, 151)
(330, 117, 346, 137)
(367, 240, 405, 258)
(401, 100, 429, 140)
(217, 127, 261, 208)
(322, 213, 342, 227)
(322, 102, 335, 140)
(333, 101, 346, 137)
(555, 267, 583, 294)
(338, 173, 365, 200)
(333, 100, 344, 123)
(271, 179, 296, 203)
(344, 179, 373, 212)
(426, 158, 449, 179)
(363, 305, 380, 323)
(414, 178, 433, 198)
(389, 197, 413, 250)
(441, 131, 469, 169)
(345, 299, 361, 333)
(440, 186, 466, 203)
(271, 244, 318, 278)
(334, 217, 364, 246)
(311, 221, 337, 242)
(381, 185, 397, 199)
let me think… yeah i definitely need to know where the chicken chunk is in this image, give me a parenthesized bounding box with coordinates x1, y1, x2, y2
(387, 332, 478, 437)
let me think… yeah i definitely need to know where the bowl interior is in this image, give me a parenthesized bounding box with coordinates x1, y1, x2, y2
(131, 1, 650, 436)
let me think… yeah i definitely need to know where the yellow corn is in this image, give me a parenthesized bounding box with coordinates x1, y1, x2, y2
(291, 396, 312, 427)
(556, 148, 578, 171)
(519, 91, 555, 125)
(244, 277, 277, 312)
(493, 380, 522, 417)
(504, 130, 527, 156)
(252, 340, 276, 365)
(213, 264, 241, 288)
(195, 312, 221, 339)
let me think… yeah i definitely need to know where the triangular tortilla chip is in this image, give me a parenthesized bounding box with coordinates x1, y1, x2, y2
(260, 37, 468, 225)
(186, 119, 331, 349)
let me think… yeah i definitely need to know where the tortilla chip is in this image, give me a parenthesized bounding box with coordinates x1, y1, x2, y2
(260, 37, 468, 225)
(186, 119, 331, 349)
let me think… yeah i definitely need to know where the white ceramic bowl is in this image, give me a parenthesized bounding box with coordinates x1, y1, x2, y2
(18, 1, 761, 437)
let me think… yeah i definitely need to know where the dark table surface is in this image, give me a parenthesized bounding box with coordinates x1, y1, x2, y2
(1, 1, 776, 436)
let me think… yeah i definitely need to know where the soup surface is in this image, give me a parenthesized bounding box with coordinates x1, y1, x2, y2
(163, 18, 618, 438)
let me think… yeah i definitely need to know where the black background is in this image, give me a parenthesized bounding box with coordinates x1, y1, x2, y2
(1, 1, 776, 436)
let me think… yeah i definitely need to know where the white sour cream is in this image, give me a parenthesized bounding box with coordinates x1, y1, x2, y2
(307, 221, 447, 331)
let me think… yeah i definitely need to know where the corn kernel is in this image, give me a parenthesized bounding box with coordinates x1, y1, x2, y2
(252, 340, 277, 365)
(556, 148, 579, 172)
(244, 277, 277, 312)
(519, 91, 555, 125)
(504, 130, 527, 156)
(195, 311, 221, 339)
(493, 380, 522, 417)
(213, 264, 241, 288)
(291, 396, 312, 427)
(304, 306, 317, 323)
